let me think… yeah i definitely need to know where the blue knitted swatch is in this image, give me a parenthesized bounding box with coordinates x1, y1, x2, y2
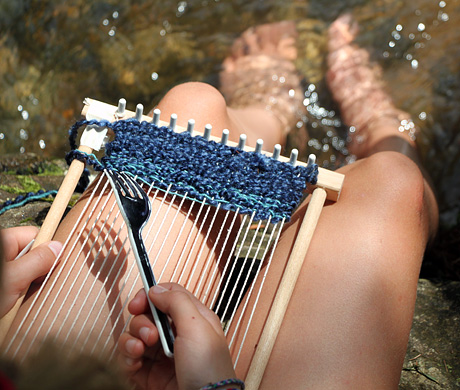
(67, 119, 318, 222)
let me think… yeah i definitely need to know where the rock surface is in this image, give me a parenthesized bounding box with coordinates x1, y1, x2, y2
(400, 279, 460, 389)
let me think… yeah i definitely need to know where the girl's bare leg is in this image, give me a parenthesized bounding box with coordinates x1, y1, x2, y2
(226, 16, 439, 389)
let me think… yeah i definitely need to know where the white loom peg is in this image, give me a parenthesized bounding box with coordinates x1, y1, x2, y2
(169, 113, 177, 131)
(221, 129, 229, 145)
(135, 104, 144, 121)
(116, 98, 126, 118)
(238, 134, 247, 149)
(307, 154, 316, 167)
(187, 119, 195, 134)
(255, 139, 263, 154)
(272, 144, 281, 160)
(204, 124, 212, 140)
(289, 148, 298, 166)
(152, 108, 161, 125)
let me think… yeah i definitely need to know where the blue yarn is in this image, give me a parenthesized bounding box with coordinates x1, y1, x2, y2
(0, 190, 58, 216)
(67, 118, 318, 222)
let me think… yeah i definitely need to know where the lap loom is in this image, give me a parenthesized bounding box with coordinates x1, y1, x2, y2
(0, 98, 344, 389)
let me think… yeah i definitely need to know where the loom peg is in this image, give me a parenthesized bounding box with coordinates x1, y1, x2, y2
(135, 104, 144, 120)
(204, 124, 212, 140)
(116, 98, 126, 118)
(307, 154, 316, 167)
(238, 134, 247, 150)
(81, 98, 344, 201)
(221, 129, 229, 145)
(289, 149, 298, 166)
(187, 119, 195, 134)
(169, 114, 177, 130)
(272, 144, 281, 160)
(255, 139, 263, 154)
(152, 109, 161, 125)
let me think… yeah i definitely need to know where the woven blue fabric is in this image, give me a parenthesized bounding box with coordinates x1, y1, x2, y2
(67, 119, 318, 222)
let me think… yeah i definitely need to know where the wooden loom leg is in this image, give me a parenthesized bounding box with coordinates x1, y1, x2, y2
(0, 145, 93, 345)
(244, 187, 328, 390)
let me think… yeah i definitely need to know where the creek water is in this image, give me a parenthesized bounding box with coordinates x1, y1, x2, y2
(0, 0, 459, 227)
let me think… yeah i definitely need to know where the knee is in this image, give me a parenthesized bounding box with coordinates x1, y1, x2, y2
(156, 82, 229, 127)
(362, 151, 426, 215)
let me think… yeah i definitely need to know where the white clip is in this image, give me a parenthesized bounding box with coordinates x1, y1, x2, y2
(80, 98, 112, 151)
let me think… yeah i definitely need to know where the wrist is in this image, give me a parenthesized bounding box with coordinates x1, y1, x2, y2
(198, 378, 245, 390)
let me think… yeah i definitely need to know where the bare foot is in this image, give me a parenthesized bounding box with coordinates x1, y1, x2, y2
(219, 21, 306, 143)
(326, 14, 416, 158)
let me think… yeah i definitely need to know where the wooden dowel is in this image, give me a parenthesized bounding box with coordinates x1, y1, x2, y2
(0, 144, 93, 345)
(245, 187, 328, 390)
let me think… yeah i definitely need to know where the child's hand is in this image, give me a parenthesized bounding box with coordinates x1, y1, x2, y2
(0, 226, 62, 318)
(118, 283, 236, 390)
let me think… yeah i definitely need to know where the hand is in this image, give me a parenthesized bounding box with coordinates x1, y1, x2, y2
(118, 283, 236, 390)
(0, 226, 63, 318)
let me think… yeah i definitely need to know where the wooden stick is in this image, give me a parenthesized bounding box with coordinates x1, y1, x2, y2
(245, 187, 328, 390)
(0, 145, 93, 345)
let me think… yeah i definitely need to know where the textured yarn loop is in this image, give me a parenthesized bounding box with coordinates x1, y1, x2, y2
(68, 119, 319, 222)
(0, 119, 318, 220)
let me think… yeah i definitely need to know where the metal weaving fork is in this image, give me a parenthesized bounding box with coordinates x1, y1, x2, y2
(105, 169, 175, 358)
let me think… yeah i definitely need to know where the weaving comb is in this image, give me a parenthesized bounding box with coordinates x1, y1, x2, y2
(0, 98, 344, 389)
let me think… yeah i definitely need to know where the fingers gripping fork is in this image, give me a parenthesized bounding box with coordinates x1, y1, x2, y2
(105, 169, 175, 358)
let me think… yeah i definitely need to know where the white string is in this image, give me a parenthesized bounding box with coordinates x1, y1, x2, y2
(97, 271, 141, 357)
(2, 175, 107, 357)
(208, 213, 250, 310)
(49, 194, 121, 343)
(224, 219, 271, 331)
(177, 199, 215, 286)
(192, 207, 233, 300)
(232, 220, 285, 367)
(165, 199, 201, 282)
(150, 192, 188, 271)
(185, 203, 221, 291)
(200, 208, 240, 306)
(8, 175, 109, 360)
(80, 255, 137, 354)
(218, 219, 262, 320)
(171, 199, 208, 284)
(19, 179, 114, 361)
(59, 209, 125, 347)
(67, 235, 128, 354)
(212, 212, 255, 315)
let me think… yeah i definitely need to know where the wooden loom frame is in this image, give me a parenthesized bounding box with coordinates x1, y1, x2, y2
(0, 98, 344, 389)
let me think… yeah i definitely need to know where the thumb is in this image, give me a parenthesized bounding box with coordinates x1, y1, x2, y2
(7, 241, 63, 293)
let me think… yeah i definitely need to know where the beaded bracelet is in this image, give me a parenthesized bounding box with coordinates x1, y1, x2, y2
(199, 378, 245, 390)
